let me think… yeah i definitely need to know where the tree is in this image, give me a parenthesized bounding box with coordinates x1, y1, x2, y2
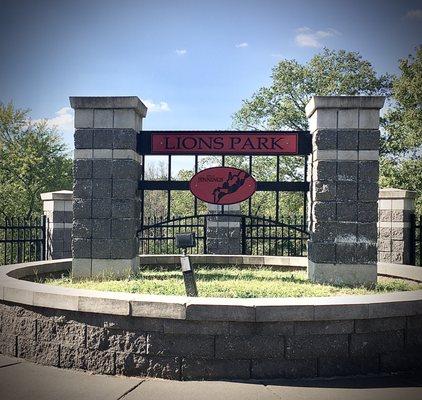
(142, 161, 167, 220)
(0, 102, 73, 218)
(143, 163, 208, 220)
(232, 48, 391, 131)
(231, 48, 392, 217)
(380, 47, 422, 215)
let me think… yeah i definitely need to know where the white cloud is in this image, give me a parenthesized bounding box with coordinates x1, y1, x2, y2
(141, 99, 170, 113)
(34, 107, 74, 136)
(32, 107, 74, 149)
(235, 42, 249, 48)
(32, 99, 170, 148)
(294, 27, 341, 48)
(175, 49, 187, 55)
(404, 9, 422, 20)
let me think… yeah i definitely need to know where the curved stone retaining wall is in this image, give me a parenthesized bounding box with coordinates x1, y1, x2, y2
(139, 254, 308, 267)
(0, 259, 421, 380)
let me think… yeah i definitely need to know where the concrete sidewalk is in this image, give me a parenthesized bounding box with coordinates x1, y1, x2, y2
(0, 355, 421, 400)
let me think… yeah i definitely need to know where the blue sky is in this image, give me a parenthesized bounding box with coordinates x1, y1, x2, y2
(1, 0, 421, 156)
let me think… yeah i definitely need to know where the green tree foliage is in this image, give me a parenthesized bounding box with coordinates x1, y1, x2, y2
(232, 48, 391, 131)
(231, 48, 391, 217)
(170, 169, 207, 217)
(142, 161, 168, 220)
(380, 47, 422, 215)
(143, 162, 207, 220)
(0, 102, 73, 218)
(143, 50, 392, 222)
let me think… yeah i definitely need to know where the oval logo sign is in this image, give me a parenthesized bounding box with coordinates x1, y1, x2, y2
(189, 167, 256, 205)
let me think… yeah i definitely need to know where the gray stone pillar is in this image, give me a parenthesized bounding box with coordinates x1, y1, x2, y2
(70, 96, 147, 278)
(378, 188, 416, 264)
(41, 190, 73, 259)
(206, 203, 242, 254)
(306, 96, 385, 286)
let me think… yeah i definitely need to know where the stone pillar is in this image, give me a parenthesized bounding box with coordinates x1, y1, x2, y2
(206, 203, 242, 254)
(378, 188, 416, 264)
(70, 96, 147, 278)
(306, 96, 385, 286)
(41, 190, 73, 259)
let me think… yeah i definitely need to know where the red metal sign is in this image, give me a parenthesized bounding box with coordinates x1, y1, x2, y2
(151, 132, 298, 155)
(189, 167, 257, 205)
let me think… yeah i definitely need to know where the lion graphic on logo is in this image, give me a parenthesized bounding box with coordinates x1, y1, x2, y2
(212, 171, 249, 203)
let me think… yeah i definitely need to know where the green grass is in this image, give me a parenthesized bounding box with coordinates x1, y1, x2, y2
(44, 266, 422, 298)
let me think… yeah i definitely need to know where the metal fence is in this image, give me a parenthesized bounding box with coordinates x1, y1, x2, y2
(410, 214, 422, 266)
(0, 216, 47, 266)
(139, 215, 206, 255)
(138, 214, 308, 256)
(242, 215, 308, 257)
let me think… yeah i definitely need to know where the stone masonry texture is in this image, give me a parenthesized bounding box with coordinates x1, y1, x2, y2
(377, 188, 416, 265)
(309, 131, 379, 265)
(0, 301, 421, 380)
(206, 204, 242, 254)
(306, 96, 385, 286)
(72, 129, 142, 276)
(41, 191, 73, 260)
(71, 96, 146, 278)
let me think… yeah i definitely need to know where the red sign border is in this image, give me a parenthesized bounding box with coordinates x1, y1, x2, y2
(189, 166, 257, 205)
(150, 131, 299, 156)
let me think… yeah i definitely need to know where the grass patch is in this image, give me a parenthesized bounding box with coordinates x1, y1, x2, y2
(44, 266, 422, 298)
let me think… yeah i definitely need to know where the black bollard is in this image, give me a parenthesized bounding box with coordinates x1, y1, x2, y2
(180, 252, 198, 297)
(175, 233, 198, 297)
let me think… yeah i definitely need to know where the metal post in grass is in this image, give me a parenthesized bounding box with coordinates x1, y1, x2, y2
(175, 233, 198, 297)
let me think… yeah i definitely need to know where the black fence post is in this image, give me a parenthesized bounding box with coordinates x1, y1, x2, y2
(419, 216, 422, 267)
(203, 216, 207, 254)
(410, 214, 416, 266)
(241, 216, 246, 255)
(41, 215, 47, 261)
(417, 216, 422, 267)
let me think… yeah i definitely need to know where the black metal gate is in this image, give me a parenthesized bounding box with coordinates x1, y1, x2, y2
(410, 214, 421, 266)
(0, 216, 47, 265)
(138, 213, 308, 256)
(137, 130, 311, 255)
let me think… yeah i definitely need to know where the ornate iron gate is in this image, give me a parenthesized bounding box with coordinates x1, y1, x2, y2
(138, 213, 308, 256)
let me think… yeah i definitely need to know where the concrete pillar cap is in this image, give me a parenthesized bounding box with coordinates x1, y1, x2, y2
(40, 190, 73, 201)
(207, 203, 241, 212)
(69, 96, 147, 117)
(379, 188, 417, 199)
(305, 96, 385, 118)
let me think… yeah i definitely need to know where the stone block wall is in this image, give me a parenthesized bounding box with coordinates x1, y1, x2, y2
(206, 204, 242, 254)
(306, 96, 385, 286)
(41, 191, 73, 259)
(70, 97, 147, 278)
(1, 300, 421, 380)
(378, 188, 416, 264)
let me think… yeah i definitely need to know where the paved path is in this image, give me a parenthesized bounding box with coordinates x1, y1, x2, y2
(0, 355, 421, 400)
